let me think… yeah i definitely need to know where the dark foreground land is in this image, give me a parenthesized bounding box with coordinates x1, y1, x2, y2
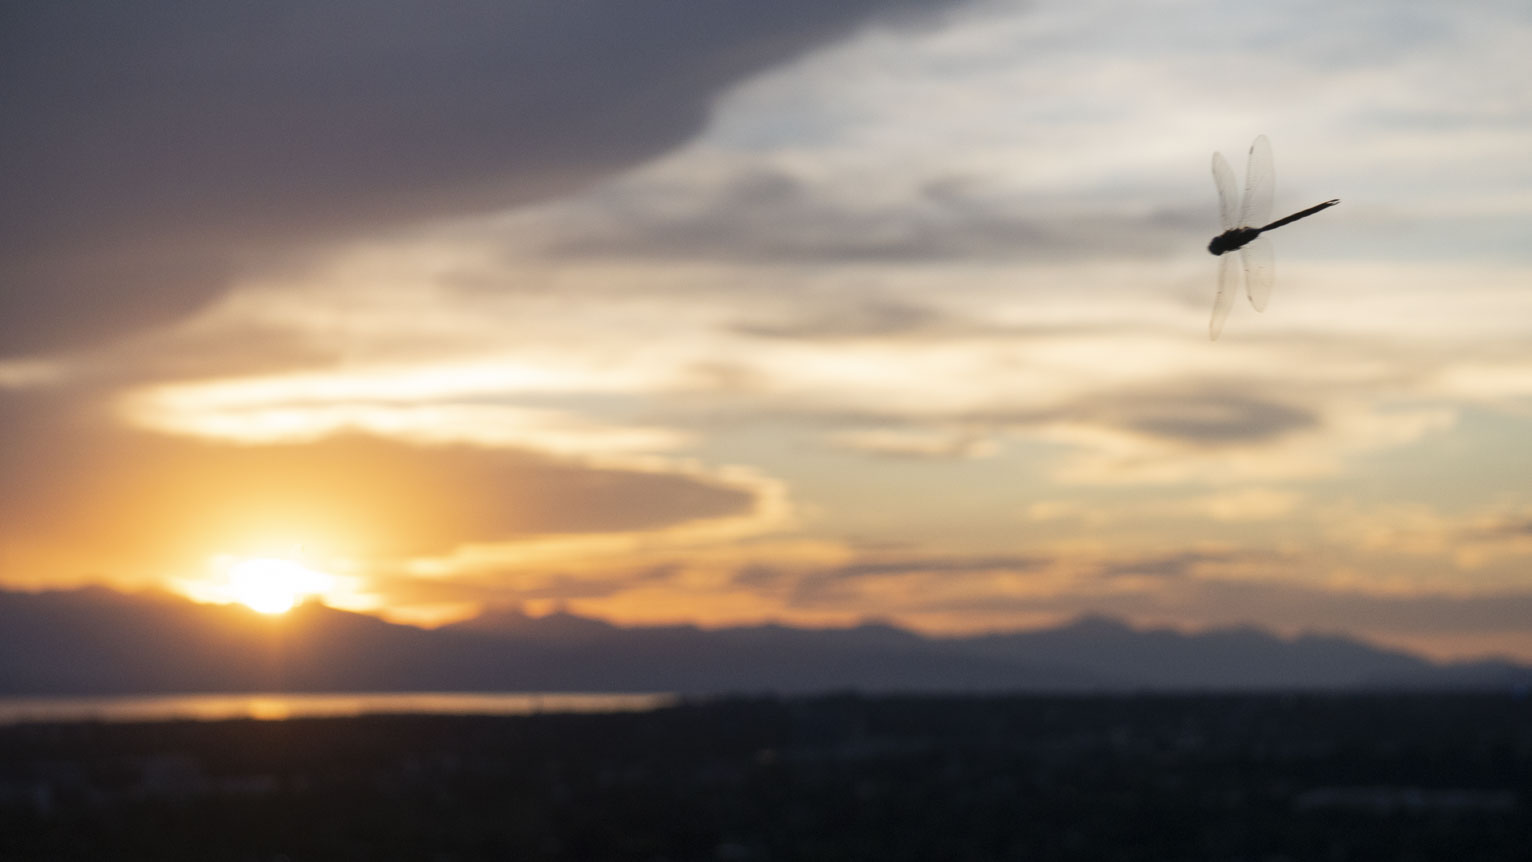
(1, 693, 1529, 861)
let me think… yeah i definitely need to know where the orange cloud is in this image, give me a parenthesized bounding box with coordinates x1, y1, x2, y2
(0, 410, 763, 588)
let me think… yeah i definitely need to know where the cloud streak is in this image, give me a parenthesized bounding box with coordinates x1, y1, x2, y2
(533, 167, 1202, 264)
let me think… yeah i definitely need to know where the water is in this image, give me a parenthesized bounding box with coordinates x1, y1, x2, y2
(0, 692, 675, 725)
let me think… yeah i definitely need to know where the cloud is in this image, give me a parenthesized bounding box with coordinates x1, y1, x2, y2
(734, 297, 948, 340)
(771, 363, 1440, 476)
(1324, 502, 1532, 569)
(1467, 515, 1532, 540)
(1028, 490, 1303, 525)
(893, 579, 1532, 659)
(784, 551, 1075, 610)
(0, 0, 962, 356)
(1094, 551, 1244, 580)
(123, 394, 693, 457)
(1196, 488, 1303, 521)
(1174, 579, 1532, 638)
(771, 547, 1532, 641)
(0, 392, 764, 574)
(772, 545, 1295, 612)
(267, 528, 1532, 657)
(819, 554, 1052, 581)
(530, 166, 1203, 264)
(1060, 383, 1320, 447)
(367, 564, 684, 609)
(1032, 382, 1456, 486)
(827, 427, 999, 459)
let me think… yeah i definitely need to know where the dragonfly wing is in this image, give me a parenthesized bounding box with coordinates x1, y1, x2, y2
(1212, 151, 1239, 230)
(1239, 134, 1273, 228)
(1210, 252, 1238, 341)
(1239, 233, 1275, 311)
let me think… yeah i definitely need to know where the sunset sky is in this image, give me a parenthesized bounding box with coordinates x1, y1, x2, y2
(4, 0, 1532, 661)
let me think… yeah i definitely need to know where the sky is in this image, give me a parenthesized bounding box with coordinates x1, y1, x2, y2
(4, 0, 1532, 661)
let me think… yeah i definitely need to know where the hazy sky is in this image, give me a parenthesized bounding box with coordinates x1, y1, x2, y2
(5, 0, 1532, 660)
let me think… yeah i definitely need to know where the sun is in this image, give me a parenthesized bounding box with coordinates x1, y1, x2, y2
(226, 556, 333, 614)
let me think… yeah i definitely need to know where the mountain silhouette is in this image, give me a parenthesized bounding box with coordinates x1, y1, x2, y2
(954, 614, 1438, 689)
(0, 588, 1526, 695)
(442, 603, 621, 642)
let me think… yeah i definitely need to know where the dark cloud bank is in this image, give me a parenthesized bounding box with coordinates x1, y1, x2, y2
(1, 0, 959, 356)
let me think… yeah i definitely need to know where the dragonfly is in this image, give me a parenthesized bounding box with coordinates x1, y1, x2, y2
(1207, 135, 1338, 340)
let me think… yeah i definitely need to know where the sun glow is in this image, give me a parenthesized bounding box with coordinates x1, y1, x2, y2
(226, 557, 334, 614)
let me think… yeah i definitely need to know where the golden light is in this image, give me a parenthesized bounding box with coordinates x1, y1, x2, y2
(226, 556, 333, 614)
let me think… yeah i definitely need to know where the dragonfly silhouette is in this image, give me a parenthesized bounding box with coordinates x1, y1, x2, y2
(1207, 135, 1338, 340)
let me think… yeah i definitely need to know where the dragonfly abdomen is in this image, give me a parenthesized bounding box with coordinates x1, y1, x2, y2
(1259, 198, 1340, 233)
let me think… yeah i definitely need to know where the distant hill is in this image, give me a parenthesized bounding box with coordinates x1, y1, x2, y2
(0, 588, 1527, 695)
(953, 614, 1439, 689)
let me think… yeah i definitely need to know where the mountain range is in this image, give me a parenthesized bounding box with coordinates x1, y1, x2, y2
(1, 587, 1528, 695)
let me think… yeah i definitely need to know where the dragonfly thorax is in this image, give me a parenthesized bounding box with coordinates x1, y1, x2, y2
(1207, 227, 1260, 256)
